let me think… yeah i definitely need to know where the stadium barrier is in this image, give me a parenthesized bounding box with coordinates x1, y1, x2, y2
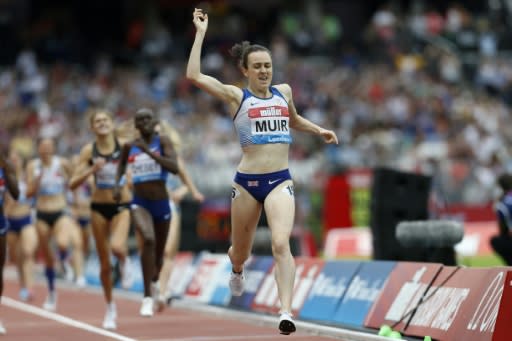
(83, 251, 512, 340)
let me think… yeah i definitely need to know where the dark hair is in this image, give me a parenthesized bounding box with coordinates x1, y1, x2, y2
(498, 173, 512, 192)
(135, 107, 155, 117)
(229, 41, 271, 69)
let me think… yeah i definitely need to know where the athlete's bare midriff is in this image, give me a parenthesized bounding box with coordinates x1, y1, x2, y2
(7, 202, 32, 218)
(133, 180, 169, 200)
(91, 186, 132, 204)
(36, 194, 67, 212)
(237, 143, 289, 174)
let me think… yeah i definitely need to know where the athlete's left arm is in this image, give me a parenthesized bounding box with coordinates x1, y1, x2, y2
(277, 83, 338, 145)
(0, 154, 19, 200)
(60, 157, 74, 181)
(151, 135, 179, 174)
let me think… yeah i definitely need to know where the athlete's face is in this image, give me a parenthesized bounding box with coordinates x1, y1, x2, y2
(92, 112, 113, 136)
(244, 51, 272, 91)
(134, 110, 156, 136)
(38, 139, 54, 161)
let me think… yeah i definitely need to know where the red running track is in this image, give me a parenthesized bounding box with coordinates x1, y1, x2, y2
(0, 274, 344, 341)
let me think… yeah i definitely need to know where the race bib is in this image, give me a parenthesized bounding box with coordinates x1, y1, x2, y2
(131, 153, 161, 180)
(96, 162, 119, 188)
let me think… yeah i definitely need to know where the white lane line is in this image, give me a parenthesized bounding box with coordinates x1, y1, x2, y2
(2, 296, 138, 341)
(146, 336, 316, 341)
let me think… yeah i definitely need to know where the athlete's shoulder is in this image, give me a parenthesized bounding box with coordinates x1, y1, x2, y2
(272, 83, 292, 99)
(81, 143, 94, 155)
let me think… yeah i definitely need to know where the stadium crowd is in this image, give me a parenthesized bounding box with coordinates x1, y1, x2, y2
(1, 0, 512, 208)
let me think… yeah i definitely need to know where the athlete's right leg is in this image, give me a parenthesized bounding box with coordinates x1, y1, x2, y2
(229, 184, 261, 272)
(131, 207, 156, 316)
(158, 210, 181, 304)
(110, 209, 131, 289)
(228, 185, 261, 297)
(90, 212, 113, 303)
(6, 233, 22, 289)
(19, 224, 38, 300)
(55, 216, 84, 286)
(90, 211, 118, 330)
(36, 220, 57, 311)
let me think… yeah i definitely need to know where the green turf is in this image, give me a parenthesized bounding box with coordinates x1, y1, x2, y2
(328, 254, 507, 267)
(458, 254, 506, 267)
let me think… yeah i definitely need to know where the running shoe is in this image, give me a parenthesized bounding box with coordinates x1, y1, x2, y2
(19, 287, 33, 302)
(63, 261, 74, 282)
(76, 276, 87, 289)
(102, 303, 117, 330)
(43, 292, 57, 312)
(139, 296, 154, 317)
(0, 320, 6, 335)
(121, 257, 134, 289)
(278, 312, 296, 335)
(229, 271, 245, 296)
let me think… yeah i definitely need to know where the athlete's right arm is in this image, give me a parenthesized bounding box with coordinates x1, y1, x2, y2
(25, 160, 40, 198)
(113, 142, 131, 202)
(69, 144, 96, 190)
(186, 8, 242, 109)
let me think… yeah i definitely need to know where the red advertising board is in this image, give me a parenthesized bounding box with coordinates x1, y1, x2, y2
(365, 262, 512, 341)
(251, 257, 324, 315)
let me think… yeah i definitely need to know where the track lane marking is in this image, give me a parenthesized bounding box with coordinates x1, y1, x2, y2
(2, 296, 138, 341)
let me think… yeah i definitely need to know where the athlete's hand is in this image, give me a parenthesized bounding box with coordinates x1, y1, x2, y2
(191, 189, 205, 203)
(91, 157, 106, 173)
(112, 186, 121, 203)
(131, 139, 150, 154)
(319, 128, 339, 144)
(192, 8, 208, 34)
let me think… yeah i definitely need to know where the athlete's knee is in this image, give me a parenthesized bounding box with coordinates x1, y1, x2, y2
(110, 241, 126, 256)
(228, 245, 250, 264)
(271, 235, 290, 257)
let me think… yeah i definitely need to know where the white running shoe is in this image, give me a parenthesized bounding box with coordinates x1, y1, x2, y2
(102, 303, 117, 330)
(121, 258, 134, 289)
(155, 294, 166, 313)
(43, 292, 57, 312)
(278, 312, 296, 335)
(63, 261, 74, 282)
(0, 320, 6, 335)
(76, 276, 87, 289)
(229, 271, 245, 297)
(139, 297, 154, 317)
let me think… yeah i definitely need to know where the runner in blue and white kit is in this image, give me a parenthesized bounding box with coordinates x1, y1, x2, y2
(26, 138, 84, 311)
(0, 148, 20, 335)
(114, 108, 179, 317)
(154, 120, 204, 312)
(4, 149, 38, 303)
(187, 8, 339, 334)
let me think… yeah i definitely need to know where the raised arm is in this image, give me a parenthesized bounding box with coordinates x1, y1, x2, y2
(186, 8, 242, 109)
(276, 84, 339, 145)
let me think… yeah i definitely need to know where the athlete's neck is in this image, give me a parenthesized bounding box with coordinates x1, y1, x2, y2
(96, 134, 116, 151)
(41, 156, 52, 166)
(248, 85, 271, 99)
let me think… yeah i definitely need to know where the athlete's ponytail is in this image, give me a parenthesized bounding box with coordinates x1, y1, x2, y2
(229, 41, 271, 70)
